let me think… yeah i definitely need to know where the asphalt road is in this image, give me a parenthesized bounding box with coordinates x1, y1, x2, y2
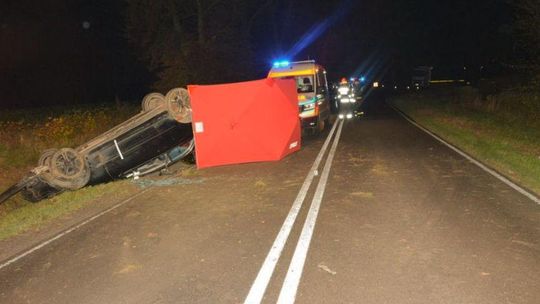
(1, 94, 539, 304)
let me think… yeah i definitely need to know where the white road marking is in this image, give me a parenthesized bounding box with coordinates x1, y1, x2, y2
(390, 104, 540, 205)
(0, 190, 148, 271)
(277, 119, 344, 304)
(244, 120, 342, 304)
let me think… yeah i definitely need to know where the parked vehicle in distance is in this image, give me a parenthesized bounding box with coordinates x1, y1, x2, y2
(412, 66, 433, 89)
(268, 60, 332, 134)
(0, 88, 195, 204)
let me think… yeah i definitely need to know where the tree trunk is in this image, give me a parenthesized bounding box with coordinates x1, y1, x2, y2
(196, 0, 206, 45)
(167, 0, 181, 33)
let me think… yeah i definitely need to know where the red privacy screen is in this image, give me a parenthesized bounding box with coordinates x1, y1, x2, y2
(188, 78, 301, 168)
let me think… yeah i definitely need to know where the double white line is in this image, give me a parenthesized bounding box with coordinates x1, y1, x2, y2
(245, 119, 345, 304)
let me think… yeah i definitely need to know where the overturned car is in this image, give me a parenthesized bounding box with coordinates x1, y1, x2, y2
(0, 88, 194, 204)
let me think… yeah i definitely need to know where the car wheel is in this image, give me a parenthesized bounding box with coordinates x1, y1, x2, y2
(42, 148, 90, 190)
(38, 148, 57, 166)
(141, 92, 166, 112)
(166, 88, 192, 123)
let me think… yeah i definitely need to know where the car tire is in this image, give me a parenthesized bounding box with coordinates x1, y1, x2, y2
(141, 92, 166, 112)
(38, 148, 57, 166)
(42, 148, 90, 190)
(165, 88, 192, 123)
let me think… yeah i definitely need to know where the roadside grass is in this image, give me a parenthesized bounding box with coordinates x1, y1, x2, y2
(0, 102, 139, 240)
(389, 86, 540, 195)
(0, 180, 137, 241)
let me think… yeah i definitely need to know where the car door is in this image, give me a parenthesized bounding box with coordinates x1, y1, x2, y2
(316, 68, 331, 118)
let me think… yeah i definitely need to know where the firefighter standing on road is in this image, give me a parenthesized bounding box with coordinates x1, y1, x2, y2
(336, 78, 356, 119)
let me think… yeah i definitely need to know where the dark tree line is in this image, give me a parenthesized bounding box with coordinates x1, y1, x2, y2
(123, 0, 261, 91)
(1, 0, 539, 108)
(119, 0, 540, 91)
(512, 0, 540, 70)
(122, 0, 362, 91)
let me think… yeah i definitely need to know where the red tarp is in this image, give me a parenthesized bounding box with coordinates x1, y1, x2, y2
(188, 78, 301, 168)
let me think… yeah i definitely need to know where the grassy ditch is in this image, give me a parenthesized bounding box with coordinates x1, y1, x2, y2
(389, 85, 540, 195)
(0, 181, 138, 241)
(0, 103, 139, 239)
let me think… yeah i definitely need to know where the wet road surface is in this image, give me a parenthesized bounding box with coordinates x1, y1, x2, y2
(1, 95, 539, 303)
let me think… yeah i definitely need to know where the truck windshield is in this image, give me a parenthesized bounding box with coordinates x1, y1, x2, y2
(274, 75, 315, 93)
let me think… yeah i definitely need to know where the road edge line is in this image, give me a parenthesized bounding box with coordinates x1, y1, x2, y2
(244, 120, 341, 304)
(277, 119, 344, 304)
(0, 189, 149, 271)
(389, 102, 540, 205)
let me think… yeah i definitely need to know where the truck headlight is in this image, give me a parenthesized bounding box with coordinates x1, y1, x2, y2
(303, 102, 316, 111)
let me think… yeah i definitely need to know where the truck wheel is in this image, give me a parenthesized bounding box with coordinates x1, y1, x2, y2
(166, 88, 192, 123)
(318, 117, 326, 133)
(42, 148, 90, 190)
(309, 117, 325, 135)
(141, 92, 166, 112)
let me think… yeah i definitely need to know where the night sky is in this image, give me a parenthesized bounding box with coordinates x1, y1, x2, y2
(0, 0, 515, 108)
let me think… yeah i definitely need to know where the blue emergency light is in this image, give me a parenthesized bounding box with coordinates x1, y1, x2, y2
(360, 76, 366, 82)
(272, 60, 290, 68)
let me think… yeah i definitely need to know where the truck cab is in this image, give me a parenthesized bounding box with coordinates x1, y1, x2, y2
(268, 60, 331, 134)
(412, 66, 433, 89)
